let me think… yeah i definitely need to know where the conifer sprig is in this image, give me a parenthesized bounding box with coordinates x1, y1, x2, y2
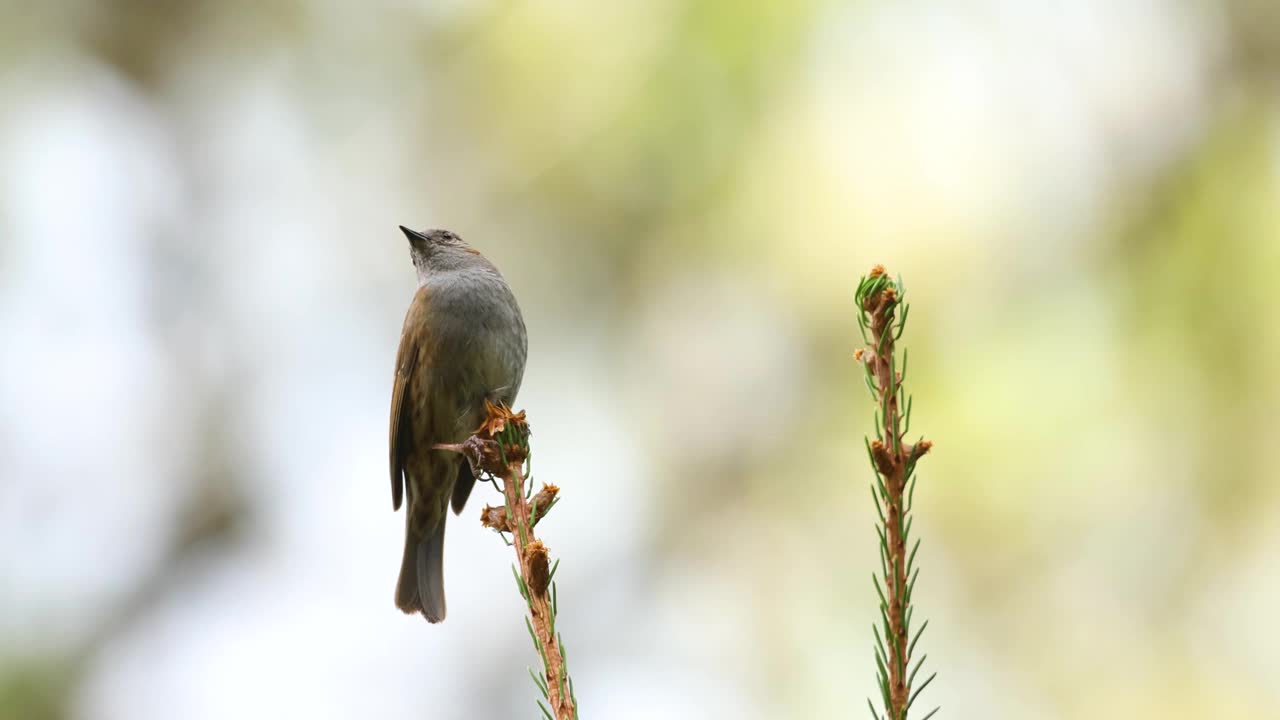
(855, 266, 936, 720)
(436, 403, 578, 720)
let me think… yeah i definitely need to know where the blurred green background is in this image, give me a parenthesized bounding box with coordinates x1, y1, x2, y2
(2, 1, 1278, 718)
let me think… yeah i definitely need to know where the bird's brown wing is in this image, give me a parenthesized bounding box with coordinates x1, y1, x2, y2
(389, 286, 431, 511)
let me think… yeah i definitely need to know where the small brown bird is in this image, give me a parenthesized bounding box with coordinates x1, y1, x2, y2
(389, 227, 527, 622)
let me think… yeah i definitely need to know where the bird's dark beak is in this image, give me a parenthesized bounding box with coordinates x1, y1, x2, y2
(400, 225, 428, 245)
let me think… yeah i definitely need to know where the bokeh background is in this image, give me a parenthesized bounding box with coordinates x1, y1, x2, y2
(2, 1, 1278, 718)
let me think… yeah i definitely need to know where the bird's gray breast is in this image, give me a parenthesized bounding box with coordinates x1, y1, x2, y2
(425, 266, 527, 435)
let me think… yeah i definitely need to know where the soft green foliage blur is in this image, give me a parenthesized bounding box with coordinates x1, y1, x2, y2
(1, 1, 1278, 719)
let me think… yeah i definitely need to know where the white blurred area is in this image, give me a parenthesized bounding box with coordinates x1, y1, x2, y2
(2, 1, 1278, 719)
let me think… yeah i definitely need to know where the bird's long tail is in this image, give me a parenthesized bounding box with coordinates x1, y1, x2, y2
(395, 514, 447, 623)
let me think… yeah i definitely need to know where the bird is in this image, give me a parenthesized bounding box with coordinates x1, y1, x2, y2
(389, 226, 527, 622)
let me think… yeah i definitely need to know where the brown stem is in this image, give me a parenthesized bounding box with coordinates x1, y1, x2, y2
(498, 458, 575, 720)
(437, 404, 576, 719)
(866, 279, 920, 719)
